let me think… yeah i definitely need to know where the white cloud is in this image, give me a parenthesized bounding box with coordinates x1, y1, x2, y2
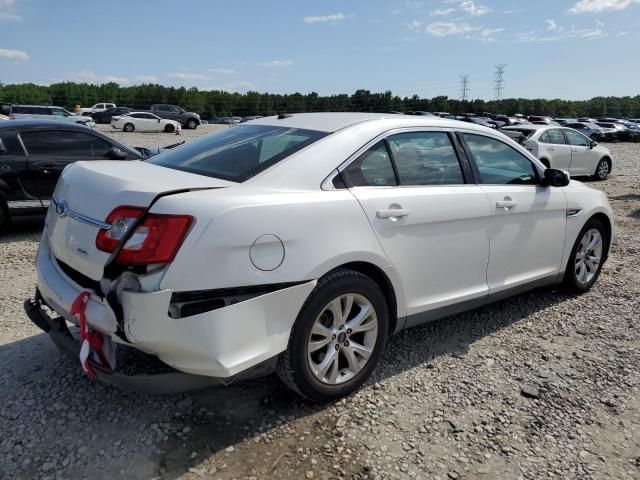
(569, 0, 640, 13)
(407, 20, 423, 32)
(0, 0, 19, 20)
(133, 75, 158, 83)
(479, 27, 504, 40)
(459, 0, 490, 16)
(431, 8, 455, 16)
(208, 80, 254, 93)
(517, 22, 608, 42)
(303, 13, 346, 23)
(545, 19, 558, 31)
(167, 72, 208, 81)
(427, 21, 475, 37)
(0, 48, 28, 60)
(208, 67, 237, 75)
(65, 70, 129, 84)
(258, 59, 293, 67)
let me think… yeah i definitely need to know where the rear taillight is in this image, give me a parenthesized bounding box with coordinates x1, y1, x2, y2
(96, 206, 193, 265)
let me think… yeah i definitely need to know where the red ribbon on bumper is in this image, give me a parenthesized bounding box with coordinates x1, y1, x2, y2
(70, 291, 113, 379)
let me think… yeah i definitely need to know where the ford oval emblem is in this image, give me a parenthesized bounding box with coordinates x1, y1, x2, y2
(55, 199, 69, 218)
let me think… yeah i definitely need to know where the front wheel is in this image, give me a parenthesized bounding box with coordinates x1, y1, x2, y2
(592, 158, 611, 181)
(123, 123, 135, 132)
(186, 118, 198, 129)
(276, 269, 389, 402)
(562, 219, 608, 293)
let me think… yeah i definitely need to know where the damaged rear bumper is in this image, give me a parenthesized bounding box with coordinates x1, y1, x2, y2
(23, 295, 279, 394)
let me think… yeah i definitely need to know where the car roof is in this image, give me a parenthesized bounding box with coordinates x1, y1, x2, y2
(0, 119, 92, 129)
(245, 112, 491, 134)
(501, 125, 545, 131)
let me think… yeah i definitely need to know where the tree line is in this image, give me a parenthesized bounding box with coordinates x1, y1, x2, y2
(1, 82, 639, 120)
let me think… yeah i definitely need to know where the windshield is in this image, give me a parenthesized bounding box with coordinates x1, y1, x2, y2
(148, 125, 328, 182)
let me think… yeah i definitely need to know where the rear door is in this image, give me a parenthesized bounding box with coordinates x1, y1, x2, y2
(460, 132, 566, 294)
(344, 129, 492, 323)
(20, 129, 115, 201)
(563, 128, 596, 176)
(0, 131, 44, 212)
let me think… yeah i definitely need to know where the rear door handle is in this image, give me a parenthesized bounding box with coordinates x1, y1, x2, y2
(376, 209, 410, 219)
(496, 201, 517, 211)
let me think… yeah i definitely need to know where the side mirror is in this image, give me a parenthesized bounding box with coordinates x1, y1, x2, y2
(590, 140, 597, 149)
(543, 168, 570, 187)
(107, 147, 128, 160)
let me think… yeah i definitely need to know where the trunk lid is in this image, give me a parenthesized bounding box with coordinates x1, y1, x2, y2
(46, 160, 234, 281)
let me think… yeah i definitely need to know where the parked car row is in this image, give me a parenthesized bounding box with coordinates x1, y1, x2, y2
(2, 104, 96, 128)
(0, 120, 181, 229)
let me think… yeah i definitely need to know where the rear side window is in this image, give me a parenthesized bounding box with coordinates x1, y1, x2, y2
(387, 132, 463, 185)
(344, 141, 397, 187)
(462, 133, 539, 185)
(149, 125, 328, 182)
(21, 130, 113, 157)
(547, 129, 566, 144)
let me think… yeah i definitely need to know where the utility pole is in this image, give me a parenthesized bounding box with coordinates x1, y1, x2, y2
(460, 75, 470, 102)
(494, 64, 507, 101)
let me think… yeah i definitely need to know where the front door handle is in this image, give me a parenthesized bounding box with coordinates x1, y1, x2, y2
(376, 208, 410, 219)
(547, 147, 555, 151)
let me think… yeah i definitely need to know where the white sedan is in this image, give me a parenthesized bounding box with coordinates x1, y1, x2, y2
(26, 113, 614, 402)
(111, 112, 180, 133)
(501, 125, 614, 180)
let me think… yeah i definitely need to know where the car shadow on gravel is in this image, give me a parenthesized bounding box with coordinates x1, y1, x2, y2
(0, 216, 43, 244)
(1, 284, 575, 479)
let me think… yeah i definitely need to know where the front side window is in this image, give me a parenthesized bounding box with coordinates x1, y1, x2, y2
(149, 125, 328, 182)
(564, 129, 590, 147)
(387, 132, 463, 185)
(462, 133, 539, 185)
(21, 130, 112, 157)
(343, 141, 397, 187)
(51, 109, 67, 117)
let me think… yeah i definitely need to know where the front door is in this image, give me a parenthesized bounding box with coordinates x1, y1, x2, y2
(344, 130, 492, 321)
(460, 132, 567, 294)
(563, 128, 596, 176)
(540, 128, 572, 170)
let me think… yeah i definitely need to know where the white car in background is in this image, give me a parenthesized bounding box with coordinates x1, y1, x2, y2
(26, 113, 614, 402)
(501, 125, 614, 180)
(79, 103, 116, 116)
(111, 112, 180, 133)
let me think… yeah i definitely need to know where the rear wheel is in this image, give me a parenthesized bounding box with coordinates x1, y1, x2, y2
(592, 158, 611, 181)
(164, 124, 175, 133)
(276, 269, 389, 402)
(123, 123, 135, 132)
(562, 218, 608, 293)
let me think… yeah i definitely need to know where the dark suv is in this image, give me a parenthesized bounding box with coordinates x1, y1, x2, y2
(0, 120, 143, 230)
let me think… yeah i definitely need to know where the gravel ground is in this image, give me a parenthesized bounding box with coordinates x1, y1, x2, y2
(1, 137, 639, 480)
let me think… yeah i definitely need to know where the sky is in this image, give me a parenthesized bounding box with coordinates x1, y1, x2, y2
(0, 0, 639, 100)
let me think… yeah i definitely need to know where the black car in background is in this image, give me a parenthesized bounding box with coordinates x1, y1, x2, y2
(91, 107, 133, 124)
(0, 120, 145, 229)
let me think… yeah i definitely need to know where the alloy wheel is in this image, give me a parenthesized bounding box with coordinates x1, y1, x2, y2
(575, 228, 603, 285)
(598, 160, 609, 179)
(307, 293, 378, 385)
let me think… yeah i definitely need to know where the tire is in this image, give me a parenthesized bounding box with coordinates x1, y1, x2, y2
(164, 124, 175, 133)
(186, 118, 198, 129)
(123, 123, 135, 132)
(562, 218, 608, 294)
(592, 158, 611, 181)
(276, 269, 389, 403)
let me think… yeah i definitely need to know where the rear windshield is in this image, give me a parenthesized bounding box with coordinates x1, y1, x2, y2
(148, 125, 328, 182)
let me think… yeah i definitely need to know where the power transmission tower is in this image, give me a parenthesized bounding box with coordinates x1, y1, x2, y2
(460, 75, 470, 102)
(494, 64, 507, 101)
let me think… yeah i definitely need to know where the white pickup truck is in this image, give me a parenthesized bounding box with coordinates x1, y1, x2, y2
(78, 103, 116, 116)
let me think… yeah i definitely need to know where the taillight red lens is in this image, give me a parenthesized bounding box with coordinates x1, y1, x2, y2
(116, 214, 193, 265)
(96, 206, 146, 253)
